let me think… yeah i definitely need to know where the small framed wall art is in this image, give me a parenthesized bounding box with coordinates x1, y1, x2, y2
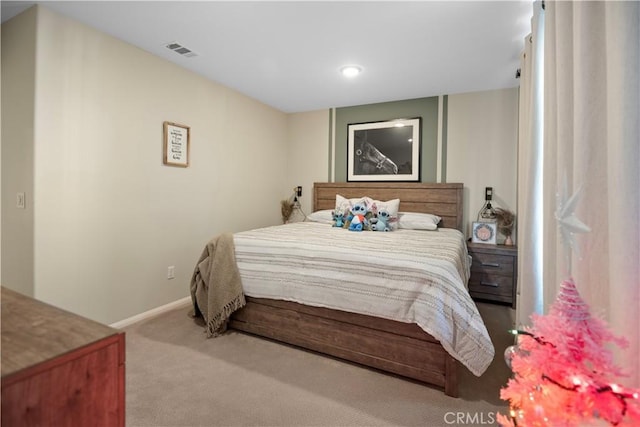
(163, 121, 190, 167)
(472, 221, 497, 245)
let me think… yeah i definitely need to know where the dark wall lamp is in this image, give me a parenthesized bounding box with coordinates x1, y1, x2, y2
(477, 186, 497, 220)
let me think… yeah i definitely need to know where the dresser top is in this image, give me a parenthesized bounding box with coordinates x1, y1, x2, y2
(1, 286, 119, 378)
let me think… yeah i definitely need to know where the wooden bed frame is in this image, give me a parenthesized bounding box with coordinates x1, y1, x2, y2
(229, 182, 464, 397)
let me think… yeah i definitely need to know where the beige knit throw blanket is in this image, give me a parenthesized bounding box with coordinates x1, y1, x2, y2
(190, 233, 246, 337)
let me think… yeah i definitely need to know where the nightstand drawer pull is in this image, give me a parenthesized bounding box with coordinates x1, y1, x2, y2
(480, 281, 499, 287)
(481, 262, 501, 268)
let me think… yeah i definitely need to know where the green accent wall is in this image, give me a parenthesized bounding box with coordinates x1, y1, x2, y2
(441, 95, 448, 182)
(334, 97, 439, 182)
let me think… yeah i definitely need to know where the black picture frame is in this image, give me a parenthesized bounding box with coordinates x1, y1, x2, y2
(347, 118, 421, 181)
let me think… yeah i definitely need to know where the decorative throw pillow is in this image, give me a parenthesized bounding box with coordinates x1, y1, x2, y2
(396, 212, 441, 230)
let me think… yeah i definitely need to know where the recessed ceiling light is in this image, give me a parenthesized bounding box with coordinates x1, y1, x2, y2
(340, 65, 362, 78)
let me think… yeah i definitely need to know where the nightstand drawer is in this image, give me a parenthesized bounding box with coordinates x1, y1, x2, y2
(469, 252, 514, 275)
(466, 241, 517, 308)
(468, 274, 514, 298)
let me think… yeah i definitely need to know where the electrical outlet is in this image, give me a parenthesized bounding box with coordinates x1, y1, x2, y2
(296, 186, 302, 197)
(16, 192, 25, 209)
(167, 266, 175, 280)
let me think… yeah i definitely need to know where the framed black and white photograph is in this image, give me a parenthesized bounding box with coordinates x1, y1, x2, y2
(163, 121, 190, 167)
(347, 118, 421, 181)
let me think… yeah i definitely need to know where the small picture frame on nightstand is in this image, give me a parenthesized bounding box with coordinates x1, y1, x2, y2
(472, 221, 497, 244)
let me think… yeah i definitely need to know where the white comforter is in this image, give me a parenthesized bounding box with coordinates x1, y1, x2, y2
(233, 221, 495, 376)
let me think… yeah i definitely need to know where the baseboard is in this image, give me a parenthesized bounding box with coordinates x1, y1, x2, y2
(110, 296, 191, 329)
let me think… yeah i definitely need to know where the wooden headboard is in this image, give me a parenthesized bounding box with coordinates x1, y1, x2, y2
(313, 182, 464, 232)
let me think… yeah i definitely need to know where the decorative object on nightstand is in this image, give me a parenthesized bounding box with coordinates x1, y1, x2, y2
(466, 242, 518, 308)
(472, 221, 498, 244)
(281, 199, 295, 223)
(494, 208, 515, 246)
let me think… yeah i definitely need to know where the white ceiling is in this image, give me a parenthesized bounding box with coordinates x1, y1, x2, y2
(1, 1, 533, 113)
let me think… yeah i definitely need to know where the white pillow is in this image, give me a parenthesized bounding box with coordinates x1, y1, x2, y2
(397, 212, 441, 230)
(306, 209, 334, 224)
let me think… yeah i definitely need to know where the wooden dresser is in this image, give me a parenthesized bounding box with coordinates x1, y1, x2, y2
(466, 242, 518, 308)
(1, 287, 125, 427)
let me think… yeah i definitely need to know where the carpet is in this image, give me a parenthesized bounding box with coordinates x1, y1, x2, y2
(124, 301, 515, 427)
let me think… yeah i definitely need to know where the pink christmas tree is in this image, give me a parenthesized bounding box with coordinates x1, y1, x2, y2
(498, 277, 640, 426)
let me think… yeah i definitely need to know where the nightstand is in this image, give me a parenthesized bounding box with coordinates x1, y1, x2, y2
(466, 242, 518, 308)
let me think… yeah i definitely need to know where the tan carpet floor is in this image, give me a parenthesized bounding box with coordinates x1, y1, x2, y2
(124, 301, 515, 427)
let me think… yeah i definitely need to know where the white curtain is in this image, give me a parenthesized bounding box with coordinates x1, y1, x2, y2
(539, 1, 639, 386)
(516, 1, 545, 326)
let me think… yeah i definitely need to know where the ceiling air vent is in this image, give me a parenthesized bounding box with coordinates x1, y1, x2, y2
(165, 42, 198, 58)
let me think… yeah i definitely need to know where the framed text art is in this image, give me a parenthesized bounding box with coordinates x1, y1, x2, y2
(163, 121, 190, 167)
(472, 221, 498, 245)
(347, 118, 421, 182)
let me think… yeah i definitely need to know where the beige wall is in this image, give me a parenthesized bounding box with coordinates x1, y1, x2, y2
(1, 7, 37, 297)
(2, 6, 288, 324)
(446, 88, 519, 242)
(286, 110, 330, 216)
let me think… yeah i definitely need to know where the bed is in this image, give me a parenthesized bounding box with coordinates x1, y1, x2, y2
(224, 182, 494, 397)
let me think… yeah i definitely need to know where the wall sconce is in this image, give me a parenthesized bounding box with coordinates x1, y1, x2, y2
(477, 187, 496, 221)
